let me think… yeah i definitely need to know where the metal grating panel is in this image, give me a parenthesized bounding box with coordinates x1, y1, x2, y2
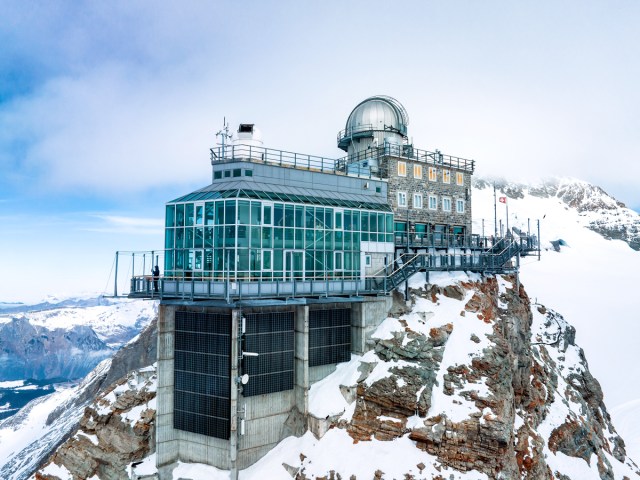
(174, 311, 231, 439)
(309, 308, 351, 367)
(242, 311, 294, 397)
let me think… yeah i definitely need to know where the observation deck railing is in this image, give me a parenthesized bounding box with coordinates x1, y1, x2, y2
(210, 144, 358, 176)
(335, 144, 475, 174)
(210, 143, 474, 180)
(125, 232, 537, 301)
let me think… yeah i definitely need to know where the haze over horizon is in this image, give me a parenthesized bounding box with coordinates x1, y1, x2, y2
(1, 1, 639, 302)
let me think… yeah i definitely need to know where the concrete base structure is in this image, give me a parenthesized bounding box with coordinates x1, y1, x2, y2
(156, 296, 392, 479)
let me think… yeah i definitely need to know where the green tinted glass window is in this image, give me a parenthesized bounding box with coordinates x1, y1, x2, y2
(205, 202, 214, 225)
(176, 204, 185, 226)
(262, 227, 272, 248)
(238, 200, 250, 224)
(186, 204, 194, 226)
(166, 205, 175, 227)
(205, 227, 214, 248)
(285, 205, 294, 227)
(225, 200, 236, 225)
(251, 201, 261, 225)
(295, 206, 304, 228)
(274, 204, 284, 226)
(274, 228, 283, 248)
(305, 207, 314, 229)
(215, 201, 224, 225)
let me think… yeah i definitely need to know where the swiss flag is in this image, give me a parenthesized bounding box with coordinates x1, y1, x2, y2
(499, 196, 507, 204)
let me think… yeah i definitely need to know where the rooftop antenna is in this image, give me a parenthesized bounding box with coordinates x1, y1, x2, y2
(216, 117, 233, 158)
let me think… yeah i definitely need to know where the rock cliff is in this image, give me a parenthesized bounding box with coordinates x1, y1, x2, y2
(301, 273, 639, 479)
(35, 366, 157, 480)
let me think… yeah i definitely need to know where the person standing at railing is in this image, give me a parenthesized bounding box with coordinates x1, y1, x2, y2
(153, 265, 160, 293)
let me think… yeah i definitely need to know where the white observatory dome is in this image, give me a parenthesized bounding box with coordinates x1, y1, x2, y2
(338, 95, 409, 153)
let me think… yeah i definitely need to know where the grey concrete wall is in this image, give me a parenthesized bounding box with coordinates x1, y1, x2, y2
(351, 296, 393, 355)
(294, 305, 309, 416)
(156, 296, 394, 477)
(211, 160, 388, 200)
(156, 304, 178, 472)
(309, 363, 337, 384)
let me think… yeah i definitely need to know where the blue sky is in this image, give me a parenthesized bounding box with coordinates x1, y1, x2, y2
(1, 1, 639, 302)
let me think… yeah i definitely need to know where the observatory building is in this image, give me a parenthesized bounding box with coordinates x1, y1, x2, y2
(138, 96, 537, 479)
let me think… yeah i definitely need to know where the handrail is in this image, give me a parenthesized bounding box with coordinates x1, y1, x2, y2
(336, 144, 475, 173)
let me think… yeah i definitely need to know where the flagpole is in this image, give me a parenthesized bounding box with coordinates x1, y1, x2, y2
(506, 201, 509, 235)
(493, 183, 498, 238)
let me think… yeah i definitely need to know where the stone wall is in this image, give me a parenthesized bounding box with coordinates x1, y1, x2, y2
(383, 154, 472, 233)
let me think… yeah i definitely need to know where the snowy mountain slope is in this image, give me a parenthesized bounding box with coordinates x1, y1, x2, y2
(34, 365, 157, 480)
(0, 360, 113, 480)
(0, 317, 157, 480)
(0, 297, 156, 387)
(472, 178, 640, 461)
(0, 296, 157, 347)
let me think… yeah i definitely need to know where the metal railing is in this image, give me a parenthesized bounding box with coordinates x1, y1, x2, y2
(336, 144, 475, 174)
(210, 144, 343, 175)
(129, 274, 372, 302)
(337, 123, 407, 145)
(393, 232, 538, 253)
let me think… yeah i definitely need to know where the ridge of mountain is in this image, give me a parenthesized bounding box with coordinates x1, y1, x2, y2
(474, 177, 640, 251)
(0, 298, 156, 385)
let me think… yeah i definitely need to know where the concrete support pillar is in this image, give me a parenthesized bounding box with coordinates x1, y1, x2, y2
(350, 302, 366, 355)
(294, 305, 309, 416)
(156, 305, 177, 479)
(230, 309, 240, 480)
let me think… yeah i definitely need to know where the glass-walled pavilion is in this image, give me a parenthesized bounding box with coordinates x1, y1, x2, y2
(164, 185, 393, 283)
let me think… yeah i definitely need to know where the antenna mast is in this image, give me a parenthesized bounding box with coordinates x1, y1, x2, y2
(216, 117, 233, 158)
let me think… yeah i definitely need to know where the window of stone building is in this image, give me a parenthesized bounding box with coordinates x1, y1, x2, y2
(428, 167, 437, 182)
(413, 193, 423, 209)
(443, 170, 451, 184)
(413, 164, 423, 179)
(442, 197, 452, 212)
(429, 195, 438, 210)
(397, 161, 407, 177)
(397, 191, 407, 207)
(365, 255, 372, 267)
(456, 199, 465, 214)
(456, 172, 464, 185)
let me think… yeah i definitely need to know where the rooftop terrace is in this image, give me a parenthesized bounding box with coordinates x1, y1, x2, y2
(210, 143, 475, 179)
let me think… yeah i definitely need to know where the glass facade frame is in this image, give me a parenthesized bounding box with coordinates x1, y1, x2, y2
(164, 197, 393, 281)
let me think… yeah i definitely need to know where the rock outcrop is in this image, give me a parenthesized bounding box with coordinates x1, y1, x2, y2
(35, 367, 157, 480)
(300, 274, 639, 479)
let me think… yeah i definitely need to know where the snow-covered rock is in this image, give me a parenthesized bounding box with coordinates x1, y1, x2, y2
(0, 316, 157, 480)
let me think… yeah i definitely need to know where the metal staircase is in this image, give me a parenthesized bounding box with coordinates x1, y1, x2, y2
(373, 233, 538, 292)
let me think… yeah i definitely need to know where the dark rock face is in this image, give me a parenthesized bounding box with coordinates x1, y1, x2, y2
(0, 319, 113, 381)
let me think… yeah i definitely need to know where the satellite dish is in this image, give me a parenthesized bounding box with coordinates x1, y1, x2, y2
(241, 374, 249, 385)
